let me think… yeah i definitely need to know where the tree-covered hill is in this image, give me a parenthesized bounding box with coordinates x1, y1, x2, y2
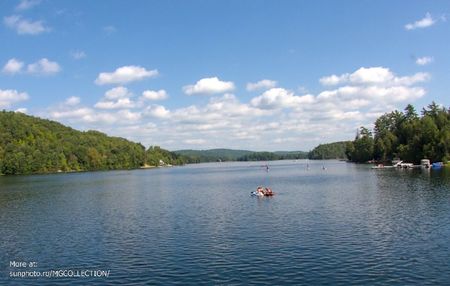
(0, 111, 184, 175)
(146, 146, 187, 166)
(174, 149, 254, 162)
(237, 151, 308, 161)
(308, 141, 350, 160)
(274, 151, 309, 159)
(346, 102, 450, 164)
(174, 149, 309, 162)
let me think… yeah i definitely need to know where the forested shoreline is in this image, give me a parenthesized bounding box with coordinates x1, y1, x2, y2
(307, 141, 349, 160)
(174, 149, 309, 163)
(346, 102, 450, 164)
(0, 111, 186, 175)
(236, 151, 308, 161)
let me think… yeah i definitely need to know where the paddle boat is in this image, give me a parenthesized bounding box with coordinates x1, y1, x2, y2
(251, 186, 274, 197)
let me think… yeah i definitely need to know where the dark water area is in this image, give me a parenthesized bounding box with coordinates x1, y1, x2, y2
(1, 160, 449, 285)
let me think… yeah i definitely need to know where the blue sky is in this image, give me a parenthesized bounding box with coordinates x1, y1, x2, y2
(1, 0, 449, 151)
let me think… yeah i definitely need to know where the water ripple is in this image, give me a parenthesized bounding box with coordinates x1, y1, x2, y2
(1, 161, 450, 285)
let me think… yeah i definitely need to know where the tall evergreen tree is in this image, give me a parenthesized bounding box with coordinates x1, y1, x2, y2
(347, 102, 450, 164)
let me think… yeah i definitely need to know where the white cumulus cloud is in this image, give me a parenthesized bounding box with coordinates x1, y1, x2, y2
(141, 89, 168, 101)
(95, 87, 136, 110)
(2, 58, 24, 74)
(117, 109, 141, 121)
(183, 77, 235, 95)
(251, 88, 315, 109)
(319, 67, 429, 87)
(0, 89, 29, 108)
(319, 74, 349, 86)
(246, 79, 277, 91)
(65, 96, 81, 106)
(144, 104, 170, 118)
(95, 65, 158, 85)
(95, 98, 135, 109)
(27, 58, 61, 75)
(317, 85, 426, 105)
(394, 72, 430, 86)
(104, 86, 131, 100)
(48, 98, 142, 126)
(204, 94, 266, 117)
(3, 15, 49, 35)
(3, 58, 62, 75)
(349, 67, 394, 84)
(405, 12, 436, 30)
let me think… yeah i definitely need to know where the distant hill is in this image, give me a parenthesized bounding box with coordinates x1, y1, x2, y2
(174, 149, 253, 162)
(0, 111, 185, 175)
(174, 149, 308, 162)
(274, 151, 309, 158)
(308, 141, 350, 160)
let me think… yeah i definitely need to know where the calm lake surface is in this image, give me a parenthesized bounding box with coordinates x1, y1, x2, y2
(1, 160, 450, 285)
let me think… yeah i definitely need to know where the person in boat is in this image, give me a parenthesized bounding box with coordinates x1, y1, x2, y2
(254, 186, 274, 196)
(256, 186, 264, 195)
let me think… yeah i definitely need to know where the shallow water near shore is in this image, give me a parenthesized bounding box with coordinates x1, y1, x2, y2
(1, 160, 450, 285)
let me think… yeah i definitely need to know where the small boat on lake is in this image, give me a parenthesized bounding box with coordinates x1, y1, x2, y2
(251, 186, 274, 197)
(432, 162, 444, 169)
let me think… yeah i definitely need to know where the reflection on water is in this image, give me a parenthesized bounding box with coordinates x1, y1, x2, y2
(1, 161, 449, 285)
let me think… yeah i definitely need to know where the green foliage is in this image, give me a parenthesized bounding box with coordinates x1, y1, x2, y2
(345, 141, 355, 161)
(273, 151, 309, 160)
(146, 146, 187, 166)
(347, 127, 374, 163)
(0, 111, 182, 175)
(238, 151, 308, 161)
(237, 152, 279, 161)
(174, 149, 308, 162)
(308, 141, 350, 159)
(174, 149, 254, 162)
(347, 102, 450, 164)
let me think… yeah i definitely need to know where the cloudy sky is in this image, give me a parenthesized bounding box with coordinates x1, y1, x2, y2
(1, 0, 449, 151)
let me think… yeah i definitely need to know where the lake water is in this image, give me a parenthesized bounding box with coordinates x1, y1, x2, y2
(1, 160, 450, 285)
